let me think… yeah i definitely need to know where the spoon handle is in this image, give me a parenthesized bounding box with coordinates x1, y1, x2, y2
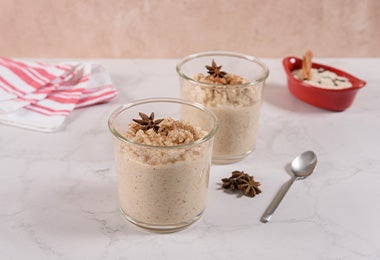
(261, 176, 296, 223)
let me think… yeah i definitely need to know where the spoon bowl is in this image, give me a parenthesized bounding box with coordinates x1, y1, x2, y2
(261, 151, 317, 223)
(291, 150, 318, 178)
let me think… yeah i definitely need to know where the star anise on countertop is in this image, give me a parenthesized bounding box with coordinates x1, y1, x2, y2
(221, 170, 262, 198)
(206, 59, 227, 78)
(221, 170, 245, 191)
(133, 112, 163, 132)
(237, 176, 262, 197)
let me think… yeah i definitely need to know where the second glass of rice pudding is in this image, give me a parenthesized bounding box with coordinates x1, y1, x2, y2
(177, 51, 269, 164)
(108, 98, 217, 233)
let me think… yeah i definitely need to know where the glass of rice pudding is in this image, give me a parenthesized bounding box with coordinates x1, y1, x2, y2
(177, 51, 269, 164)
(108, 98, 217, 233)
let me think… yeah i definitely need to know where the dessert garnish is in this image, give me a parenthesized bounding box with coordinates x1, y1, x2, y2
(221, 170, 262, 197)
(206, 59, 227, 79)
(133, 112, 163, 132)
(301, 50, 313, 80)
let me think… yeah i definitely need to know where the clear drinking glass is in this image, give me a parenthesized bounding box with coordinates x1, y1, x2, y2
(177, 51, 269, 164)
(108, 98, 217, 233)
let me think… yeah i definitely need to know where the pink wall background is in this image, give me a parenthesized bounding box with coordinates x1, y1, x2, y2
(1, 0, 379, 58)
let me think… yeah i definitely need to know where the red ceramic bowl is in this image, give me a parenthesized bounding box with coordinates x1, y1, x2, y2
(283, 56, 366, 111)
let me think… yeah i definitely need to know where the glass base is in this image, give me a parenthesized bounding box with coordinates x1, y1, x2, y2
(212, 150, 253, 164)
(120, 208, 204, 233)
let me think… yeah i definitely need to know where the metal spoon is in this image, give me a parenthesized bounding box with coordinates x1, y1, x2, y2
(261, 151, 317, 223)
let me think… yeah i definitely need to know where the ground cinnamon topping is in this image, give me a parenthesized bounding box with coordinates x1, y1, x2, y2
(121, 117, 208, 165)
(125, 118, 206, 146)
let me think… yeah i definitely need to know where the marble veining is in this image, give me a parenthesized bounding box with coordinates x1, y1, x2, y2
(1, 58, 380, 259)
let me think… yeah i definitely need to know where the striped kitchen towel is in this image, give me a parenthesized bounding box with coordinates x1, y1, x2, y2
(0, 57, 117, 132)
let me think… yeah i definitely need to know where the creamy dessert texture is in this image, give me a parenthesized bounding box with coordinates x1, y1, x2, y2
(292, 68, 352, 89)
(182, 72, 262, 160)
(115, 117, 211, 225)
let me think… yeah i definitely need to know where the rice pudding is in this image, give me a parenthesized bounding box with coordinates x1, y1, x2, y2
(182, 72, 262, 163)
(292, 68, 352, 89)
(114, 115, 213, 232)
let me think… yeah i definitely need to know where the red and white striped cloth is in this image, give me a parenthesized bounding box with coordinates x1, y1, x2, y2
(0, 57, 117, 132)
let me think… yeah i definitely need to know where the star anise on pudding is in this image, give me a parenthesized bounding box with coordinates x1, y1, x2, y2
(133, 112, 163, 132)
(206, 59, 227, 78)
(221, 170, 262, 198)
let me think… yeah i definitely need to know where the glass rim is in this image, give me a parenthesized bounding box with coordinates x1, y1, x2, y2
(176, 51, 269, 88)
(108, 97, 218, 149)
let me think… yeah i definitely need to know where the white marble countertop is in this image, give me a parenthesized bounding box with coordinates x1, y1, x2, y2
(1, 58, 379, 260)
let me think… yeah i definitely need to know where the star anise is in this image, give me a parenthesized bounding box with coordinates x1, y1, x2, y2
(221, 170, 262, 198)
(206, 59, 227, 78)
(221, 177, 238, 191)
(237, 176, 262, 197)
(133, 112, 163, 132)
